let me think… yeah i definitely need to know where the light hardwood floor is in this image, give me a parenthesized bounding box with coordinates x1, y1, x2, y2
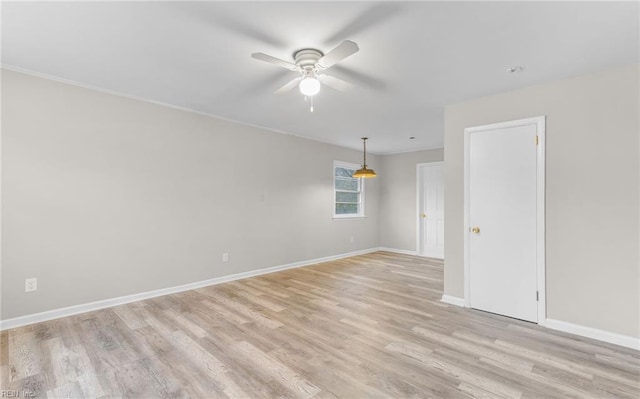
(1, 252, 639, 398)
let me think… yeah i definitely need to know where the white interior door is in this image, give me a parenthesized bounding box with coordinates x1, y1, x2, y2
(418, 163, 444, 259)
(468, 123, 539, 322)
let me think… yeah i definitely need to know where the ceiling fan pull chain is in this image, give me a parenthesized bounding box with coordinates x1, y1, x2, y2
(310, 96, 314, 113)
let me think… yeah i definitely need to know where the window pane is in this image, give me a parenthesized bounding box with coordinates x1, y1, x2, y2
(335, 178, 359, 191)
(334, 163, 363, 217)
(335, 167, 354, 178)
(336, 203, 359, 214)
(336, 192, 359, 203)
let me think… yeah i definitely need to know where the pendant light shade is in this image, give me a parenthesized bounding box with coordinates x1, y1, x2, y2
(352, 167, 377, 178)
(352, 137, 377, 178)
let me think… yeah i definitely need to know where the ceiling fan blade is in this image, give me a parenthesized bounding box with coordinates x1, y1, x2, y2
(317, 40, 359, 69)
(274, 77, 303, 94)
(330, 65, 386, 91)
(319, 74, 353, 91)
(172, 3, 287, 47)
(324, 4, 401, 45)
(251, 53, 299, 71)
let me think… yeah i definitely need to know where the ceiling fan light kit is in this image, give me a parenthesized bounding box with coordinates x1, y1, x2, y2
(353, 137, 377, 179)
(299, 76, 320, 96)
(251, 40, 359, 111)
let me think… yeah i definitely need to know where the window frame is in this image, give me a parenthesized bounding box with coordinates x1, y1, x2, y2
(333, 160, 365, 219)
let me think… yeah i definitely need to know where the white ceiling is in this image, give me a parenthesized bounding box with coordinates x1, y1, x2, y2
(2, 1, 638, 154)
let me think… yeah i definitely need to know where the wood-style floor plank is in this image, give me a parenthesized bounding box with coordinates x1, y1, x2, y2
(1, 252, 638, 398)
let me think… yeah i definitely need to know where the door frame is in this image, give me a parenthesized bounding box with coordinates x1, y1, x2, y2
(463, 116, 546, 323)
(416, 161, 444, 258)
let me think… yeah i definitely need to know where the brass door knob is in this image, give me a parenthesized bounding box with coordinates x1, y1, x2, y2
(471, 227, 480, 234)
(420, 213, 427, 218)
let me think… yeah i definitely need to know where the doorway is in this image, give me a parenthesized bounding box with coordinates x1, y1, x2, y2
(417, 162, 444, 259)
(464, 116, 546, 323)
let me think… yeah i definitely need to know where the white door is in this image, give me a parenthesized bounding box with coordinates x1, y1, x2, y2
(468, 123, 539, 322)
(418, 162, 444, 259)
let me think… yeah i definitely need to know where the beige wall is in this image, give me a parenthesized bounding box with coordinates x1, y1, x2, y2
(1, 69, 380, 319)
(378, 149, 444, 251)
(444, 64, 640, 337)
(4, 63, 639, 340)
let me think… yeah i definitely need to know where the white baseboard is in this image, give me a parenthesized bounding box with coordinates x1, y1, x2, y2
(544, 318, 640, 351)
(438, 298, 639, 350)
(9, 250, 635, 353)
(0, 248, 379, 331)
(378, 247, 417, 256)
(441, 295, 465, 307)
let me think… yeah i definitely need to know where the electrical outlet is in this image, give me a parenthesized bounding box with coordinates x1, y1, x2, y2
(350, 235, 355, 243)
(25, 278, 37, 292)
(222, 252, 229, 263)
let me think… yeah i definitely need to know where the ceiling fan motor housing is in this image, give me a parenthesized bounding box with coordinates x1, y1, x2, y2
(293, 49, 324, 70)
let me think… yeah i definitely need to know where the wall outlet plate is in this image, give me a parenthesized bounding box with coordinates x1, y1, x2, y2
(25, 278, 37, 292)
(222, 253, 229, 263)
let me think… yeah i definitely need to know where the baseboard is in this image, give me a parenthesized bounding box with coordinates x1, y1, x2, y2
(377, 247, 444, 260)
(440, 295, 465, 307)
(437, 298, 638, 350)
(377, 247, 417, 256)
(0, 248, 379, 331)
(435, 297, 638, 349)
(544, 318, 639, 351)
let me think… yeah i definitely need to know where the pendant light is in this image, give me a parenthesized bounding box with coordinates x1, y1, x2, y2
(353, 137, 377, 178)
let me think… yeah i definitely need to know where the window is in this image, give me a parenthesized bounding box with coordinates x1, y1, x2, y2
(334, 161, 364, 218)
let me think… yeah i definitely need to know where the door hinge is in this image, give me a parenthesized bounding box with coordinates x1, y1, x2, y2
(536, 291, 539, 301)
(535, 135, 539, 146)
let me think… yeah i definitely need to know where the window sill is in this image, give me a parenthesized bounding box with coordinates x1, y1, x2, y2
(332, 215, 366, 220)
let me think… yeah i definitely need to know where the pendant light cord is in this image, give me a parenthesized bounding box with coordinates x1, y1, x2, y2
(362, 137, 368, 167)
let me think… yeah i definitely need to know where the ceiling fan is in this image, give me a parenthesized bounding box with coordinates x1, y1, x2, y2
(251, 40, 359, 111)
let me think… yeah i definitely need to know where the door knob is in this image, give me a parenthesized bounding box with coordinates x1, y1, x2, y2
(420, 213, 427, 218)
(471, 227, 480, 234)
